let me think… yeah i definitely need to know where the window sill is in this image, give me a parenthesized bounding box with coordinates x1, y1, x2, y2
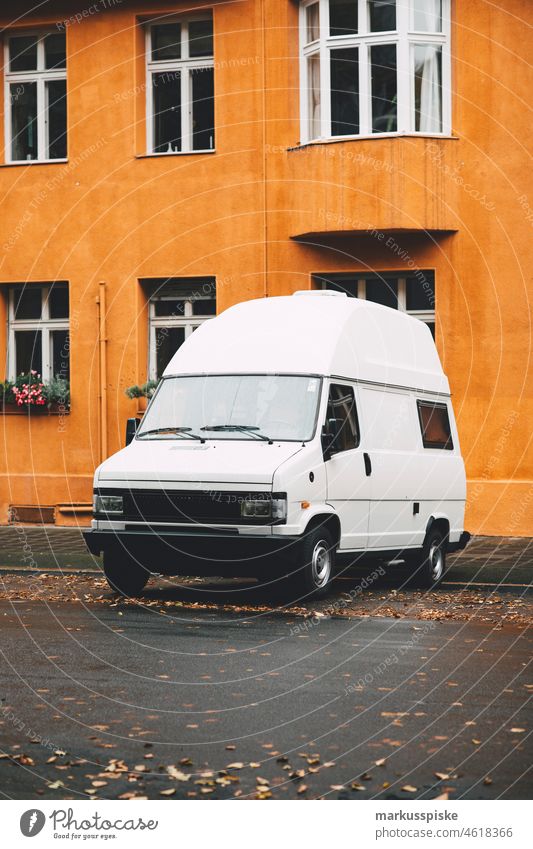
(289, 133, 458, 151)
(0, 159, 68, 168)
(135, 150, 216, 159)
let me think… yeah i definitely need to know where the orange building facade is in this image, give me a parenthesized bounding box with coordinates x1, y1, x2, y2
(0, 0, 531, 535)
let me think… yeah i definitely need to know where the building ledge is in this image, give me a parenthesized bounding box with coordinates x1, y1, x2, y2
(291, 227, 458, 242)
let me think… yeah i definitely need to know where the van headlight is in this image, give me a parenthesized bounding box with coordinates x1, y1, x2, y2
(240, 495, 287, 521)
(94, 494, 123, 515)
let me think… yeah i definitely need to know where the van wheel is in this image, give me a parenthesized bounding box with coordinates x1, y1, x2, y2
(103, 548, 149, 597)
(291, 526, 336, 598)
(408, 528, 447, 589)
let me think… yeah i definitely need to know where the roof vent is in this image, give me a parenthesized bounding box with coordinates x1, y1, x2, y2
(293, 290, 347, 298)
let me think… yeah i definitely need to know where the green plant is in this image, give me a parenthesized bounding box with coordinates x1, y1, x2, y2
(43, 377, 70, 408)
(125, 380, 158, 400)
(1, 379, 15, 405)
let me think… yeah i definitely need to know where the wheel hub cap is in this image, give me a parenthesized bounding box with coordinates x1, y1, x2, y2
(311, 541, 331, 588)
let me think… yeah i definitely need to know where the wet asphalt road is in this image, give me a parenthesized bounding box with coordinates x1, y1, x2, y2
(0, 598, 531, 800)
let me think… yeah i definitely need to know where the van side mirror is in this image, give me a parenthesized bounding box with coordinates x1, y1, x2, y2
(125, 417, 139, 446)
(321, 417, 342, 460)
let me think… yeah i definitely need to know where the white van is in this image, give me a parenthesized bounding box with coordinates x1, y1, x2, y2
(84, 291, 470, 597)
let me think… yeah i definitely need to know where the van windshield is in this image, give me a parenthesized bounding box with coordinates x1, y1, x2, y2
(137, 374, 322, 442)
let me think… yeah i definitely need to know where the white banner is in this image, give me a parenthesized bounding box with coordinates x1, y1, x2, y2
(3, 799, 530, 848)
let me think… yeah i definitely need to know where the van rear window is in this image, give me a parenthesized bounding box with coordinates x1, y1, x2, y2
(417, 401, 453, 450)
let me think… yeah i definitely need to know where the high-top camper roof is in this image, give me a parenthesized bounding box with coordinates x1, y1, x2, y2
(164, 291, 449, 394)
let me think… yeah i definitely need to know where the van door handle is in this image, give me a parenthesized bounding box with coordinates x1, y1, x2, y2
(363, 452, 372, 476)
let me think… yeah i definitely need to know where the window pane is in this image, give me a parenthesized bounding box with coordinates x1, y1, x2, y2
(153, 71, 181, 153)
(14, 286, 42, 320)
(192, 298, 216, 316)
(417, 402, 453, 449)
(9, 36, 38, 71)
(331, 48, 359, 136)
(49, 284, 69, 319)
(46, 79, 67, 159)
(368, 0, 396, 31)
(189, 19, 213, 57)
(406, 274, 435, 311)
(11, 82, 37, 161)
(156, 327, 186, 377)
(413, 0, 442, 32)
(192, 67, 215, 150)
(45, 33, 66, 69)
(371, 44, 397, 132)
(52, 330, 70, 380)
(329, 0, 358, 36)
(365, 277, 398, 308)
(151, 24, 181, 61)
(307, 54, 321, 139)
(154, 299, 186, 317)
(327, 384, 359, 452)
(15, 330, 42, 376)
(414, 44, 442, 132)
(306, 3, 320, 42)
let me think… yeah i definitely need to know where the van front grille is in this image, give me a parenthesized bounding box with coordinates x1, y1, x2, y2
(96, 488, 275, 526)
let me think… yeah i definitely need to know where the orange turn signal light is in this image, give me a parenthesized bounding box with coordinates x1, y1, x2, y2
(301, 501, 310, 509)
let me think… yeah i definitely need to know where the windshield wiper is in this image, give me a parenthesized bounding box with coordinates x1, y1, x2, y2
(201, 424, 273, 444)
(137, 427, 205, 442)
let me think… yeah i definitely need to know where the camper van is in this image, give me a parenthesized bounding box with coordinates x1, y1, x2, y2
(83, 291, 470, 597)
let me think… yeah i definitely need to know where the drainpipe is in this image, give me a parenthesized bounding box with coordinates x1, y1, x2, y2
(96, 282, 108, 462)
(261, 0, 267, 297)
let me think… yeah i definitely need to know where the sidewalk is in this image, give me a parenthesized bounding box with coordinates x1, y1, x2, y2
(0, 525, 530, 586)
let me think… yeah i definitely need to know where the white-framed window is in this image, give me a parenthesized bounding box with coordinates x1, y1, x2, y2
(299, 0, 450, 142)
(315, 271, 435, 335)
(146, 278, 216, 378)
(145, 13, 215, 154)
(4, 31, 67, 162)
(5, 283, 70, 380)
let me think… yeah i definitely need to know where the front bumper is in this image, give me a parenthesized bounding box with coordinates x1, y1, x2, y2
(83, 527, 301, 575)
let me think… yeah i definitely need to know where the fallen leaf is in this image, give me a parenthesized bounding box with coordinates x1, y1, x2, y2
(375, 758, 386, 767)
(166, 767, 189, 781)
(401, 785, 417, 793)
(160, 788, 176, 796)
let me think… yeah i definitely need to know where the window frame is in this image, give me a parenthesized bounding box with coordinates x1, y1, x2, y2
(318, 272, 435, 331)
(6, 283, 70, 381)
(326, 381, 360, 453)
(145, 13, 215, 156)
(148, 283, 216, 379)
(3, 30, 67, 163)
(416, 399, 453, 450)
(299, 0, 451, 143)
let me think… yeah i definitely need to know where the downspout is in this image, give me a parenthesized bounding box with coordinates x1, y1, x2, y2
(261, 0, 268, 297)
(96, 282, 108, 462)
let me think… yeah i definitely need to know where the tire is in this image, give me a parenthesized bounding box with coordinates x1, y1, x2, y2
(407, 527, 447, 589)
(103, 548, 149, 597)
(289, 525, 336, 599)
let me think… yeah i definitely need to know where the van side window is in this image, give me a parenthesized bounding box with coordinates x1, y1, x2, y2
(417, 401, 453, 450)
(327, 384, 359, 451)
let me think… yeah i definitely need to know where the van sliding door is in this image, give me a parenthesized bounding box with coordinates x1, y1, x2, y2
(359, 387, 425, 550)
